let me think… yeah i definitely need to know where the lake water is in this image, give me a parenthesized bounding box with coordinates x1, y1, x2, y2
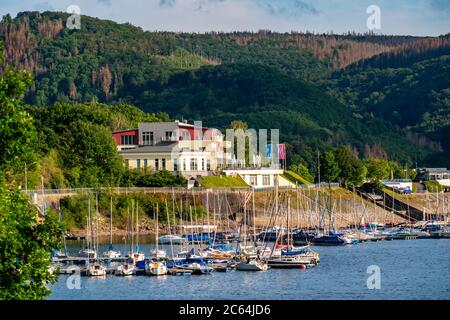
(49, 239, 450, 300)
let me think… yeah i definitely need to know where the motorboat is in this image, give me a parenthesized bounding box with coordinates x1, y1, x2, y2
(178, 262, 215, 275)
(86, 264, 107, 277)
(145, 260, 168, 276)
(116, 263, 136, 276)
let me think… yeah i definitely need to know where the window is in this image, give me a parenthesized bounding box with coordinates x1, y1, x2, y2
(207, 159, 211, 171)
(121, 135, 136, 145)
(174, 159, 179, 171)
(181, 130, 190, 141)
(191, 158, 197, 171)
(144, 159, 148, 169)
(155, 159, 159, 171)
(183, 159, 187, 171)
(201, 158, 205, 171)
(162, 159, 166, 170)
(165, 131, 176, 141)
(136, 159, 141, 170)
(249, 175, 257, 186)
(263, 175, 270, 186)
(142, 132, 154, 145)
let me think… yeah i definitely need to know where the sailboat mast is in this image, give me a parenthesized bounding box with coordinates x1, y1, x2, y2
(252, 190, 256, 245)
(136, 201, 139, 252)
(131, 200, 134, 253)
(110, 195, 113, 248)
(165, 198, 174, 258)
(155, 204, 159, 253)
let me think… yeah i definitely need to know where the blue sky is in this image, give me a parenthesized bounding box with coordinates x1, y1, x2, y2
(1, 0, 449, 35)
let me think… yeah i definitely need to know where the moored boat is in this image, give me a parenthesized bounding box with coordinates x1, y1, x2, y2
(116, 263, 136, 276)
(145, 260, 168, 276)
(86, 264, 107, 277)
(236, 258, 268, 271)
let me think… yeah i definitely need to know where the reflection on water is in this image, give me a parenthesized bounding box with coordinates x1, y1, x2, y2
(50, 239, 450, 300)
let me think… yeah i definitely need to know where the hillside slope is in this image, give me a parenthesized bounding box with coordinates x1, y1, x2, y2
(1, 11, 448, 168)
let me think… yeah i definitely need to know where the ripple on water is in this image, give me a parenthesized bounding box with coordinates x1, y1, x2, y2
(49, 239, 450, 300)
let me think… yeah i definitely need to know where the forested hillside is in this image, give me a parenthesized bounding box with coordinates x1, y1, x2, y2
(1, 11, 449, 170)
(325, 53, 450, 167)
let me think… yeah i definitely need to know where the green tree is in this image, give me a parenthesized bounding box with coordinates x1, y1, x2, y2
(334, 146, 367, 187)
(320, 151, 340, 182)
(60, 120, 124, 187)
(0, 47, 37, 176)
(289, 163, 314, 183)
(365, 158, 391, 182)
(0, 180, 62, 300)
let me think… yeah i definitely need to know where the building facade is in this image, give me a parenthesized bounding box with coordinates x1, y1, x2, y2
(418, 168, 450, 187)
(113, 121, 231, 178)
(223, 168, 295, 189)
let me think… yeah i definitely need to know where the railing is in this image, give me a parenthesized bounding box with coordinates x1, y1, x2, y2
(22, 183, 341, 197)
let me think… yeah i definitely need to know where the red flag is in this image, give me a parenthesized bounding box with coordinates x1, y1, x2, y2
(278, 144, 286, 160)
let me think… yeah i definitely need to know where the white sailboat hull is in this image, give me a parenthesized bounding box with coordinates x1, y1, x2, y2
(236, 260, 268, 271)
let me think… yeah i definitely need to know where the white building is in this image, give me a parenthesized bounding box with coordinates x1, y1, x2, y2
(223, 168, 295, 189)
(114, 121, 231, 178)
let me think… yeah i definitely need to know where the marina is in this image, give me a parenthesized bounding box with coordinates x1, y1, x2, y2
(46, 184, 450, 299)
(49, 238, 450, 300)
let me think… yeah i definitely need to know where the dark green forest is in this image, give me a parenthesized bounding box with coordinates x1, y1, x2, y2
(1, 11, 449, 176)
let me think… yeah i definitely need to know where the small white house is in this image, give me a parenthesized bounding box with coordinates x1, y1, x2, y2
(223, 168, 294, 189)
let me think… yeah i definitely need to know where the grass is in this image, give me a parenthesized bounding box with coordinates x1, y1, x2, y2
(283, 170, 313, 185)
(196, 175, 249, 188)
(423, 180, 445, 193)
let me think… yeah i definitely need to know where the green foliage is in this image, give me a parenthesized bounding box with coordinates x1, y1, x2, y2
(423, 180, 445, 193)
(196, 175, 249, 188)
(288, 164, 314, 184)
(320, 151, 340, 183)
(364, 158, 391, 182)
(0, 181, 62, 300)
(125, 170, 187, 188)
(26, 102, 168, 188)
(324, 55, 450, 167)
(0, 64, 37, 175)
(333, 146, 367, 187)
(283, 170, 312, 185)
(59, 120, 123, 187)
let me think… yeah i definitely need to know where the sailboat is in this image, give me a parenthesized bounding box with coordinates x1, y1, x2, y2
(86, 193, 106, 277)
(267, 195, 319, 268)
(103, 195, 121, 259)
(53, 200, 68, 260)
(129, 201, 145, 263)
(151, 204, 167, 259)
(236, 190, 269, 272)
(146, 204, 167, 276)
(79, 193, 97, 259)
